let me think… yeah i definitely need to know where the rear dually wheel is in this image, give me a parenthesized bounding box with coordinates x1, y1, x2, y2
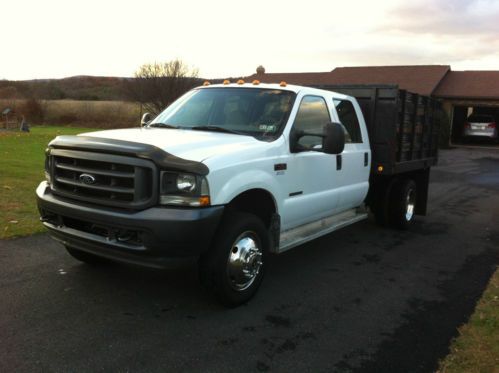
(389, 179, 417, 230)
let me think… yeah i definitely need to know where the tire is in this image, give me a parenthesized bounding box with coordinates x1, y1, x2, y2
(374, 206, 388, 226)
(373, 179, 394, 226)
(373, 188, 388, 226)
(65, 246, 110, 265)
(199, 211, 269, 307)
(388, 179, 417, 230)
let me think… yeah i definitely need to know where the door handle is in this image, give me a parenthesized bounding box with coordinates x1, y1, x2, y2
(336, 154, 342, 170)
(364, 152, 368, 167)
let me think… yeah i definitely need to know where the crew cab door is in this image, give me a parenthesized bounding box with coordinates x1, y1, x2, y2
(331, 98, 370, 210)
(279, 95, 342, 230)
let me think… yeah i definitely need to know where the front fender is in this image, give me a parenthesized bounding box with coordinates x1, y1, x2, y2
(209, 169, 282, 212)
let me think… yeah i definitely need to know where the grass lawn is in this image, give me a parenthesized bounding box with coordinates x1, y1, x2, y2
(438, 268, 499, 373)
(0, 126, 94, 239)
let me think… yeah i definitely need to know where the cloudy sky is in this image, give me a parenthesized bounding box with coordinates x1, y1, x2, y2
(2, 0, 498, 80)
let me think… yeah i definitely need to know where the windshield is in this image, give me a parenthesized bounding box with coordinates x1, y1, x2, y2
(150, 87, 296, 140)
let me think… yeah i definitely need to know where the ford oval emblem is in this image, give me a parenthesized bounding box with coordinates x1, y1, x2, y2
(79, 173, 96, 185)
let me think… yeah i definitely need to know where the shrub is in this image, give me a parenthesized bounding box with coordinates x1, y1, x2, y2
(23, 98, 45, 123)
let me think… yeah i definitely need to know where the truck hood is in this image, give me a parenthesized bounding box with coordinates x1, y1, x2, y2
(80, 127, 263, 163)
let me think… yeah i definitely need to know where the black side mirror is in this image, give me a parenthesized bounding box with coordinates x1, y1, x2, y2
(141, 112, 152, 127)
(290, 122, 345, 154)
(322, 122, 345, 154)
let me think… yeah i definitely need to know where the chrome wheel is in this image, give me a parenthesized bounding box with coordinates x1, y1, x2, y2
(226, 231, 263, 291)
(405, 188, 416, 221)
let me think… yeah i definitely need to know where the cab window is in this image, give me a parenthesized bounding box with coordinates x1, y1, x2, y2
(333, 99, 362, 143)
(293, 95, 331, 150)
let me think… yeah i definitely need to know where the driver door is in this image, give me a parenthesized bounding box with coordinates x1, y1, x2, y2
(279, 95, 342, 230)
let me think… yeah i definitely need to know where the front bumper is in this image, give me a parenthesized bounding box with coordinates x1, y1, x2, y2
(36, 182, 224, 268)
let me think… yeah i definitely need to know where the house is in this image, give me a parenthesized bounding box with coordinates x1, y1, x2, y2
(245, 65, 499, 145)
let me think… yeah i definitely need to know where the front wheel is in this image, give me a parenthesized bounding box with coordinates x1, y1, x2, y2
(199, 211, 269, 307)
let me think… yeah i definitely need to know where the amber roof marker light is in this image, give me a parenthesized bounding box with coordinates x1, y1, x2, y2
(280, 81, 287, 87)
(223, 79, 230, 85)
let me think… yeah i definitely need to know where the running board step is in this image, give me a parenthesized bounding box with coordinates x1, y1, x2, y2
(278, 209, 368, 253)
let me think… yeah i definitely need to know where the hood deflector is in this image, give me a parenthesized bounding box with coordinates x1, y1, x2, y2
(48, 136, 209, 175)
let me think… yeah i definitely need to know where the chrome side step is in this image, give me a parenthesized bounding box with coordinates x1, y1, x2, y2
(277, 208, 368, 253)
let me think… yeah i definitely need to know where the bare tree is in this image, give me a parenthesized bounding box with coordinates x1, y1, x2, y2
(126, 59, 201, 115)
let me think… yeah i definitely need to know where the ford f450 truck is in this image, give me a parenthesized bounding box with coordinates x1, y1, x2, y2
(37, 82, 440, 306)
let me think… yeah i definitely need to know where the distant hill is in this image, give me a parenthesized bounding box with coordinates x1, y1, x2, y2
(0, 75, 250, 102)
(0, 76, 130, 101)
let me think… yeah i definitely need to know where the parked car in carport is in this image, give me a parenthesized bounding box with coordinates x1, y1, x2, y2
(463, 114, 498, 141)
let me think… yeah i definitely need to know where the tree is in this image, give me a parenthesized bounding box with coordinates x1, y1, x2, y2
(126, 59, 201, 115)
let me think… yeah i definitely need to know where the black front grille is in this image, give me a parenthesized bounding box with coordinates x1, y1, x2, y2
(50, 149, 157, 209)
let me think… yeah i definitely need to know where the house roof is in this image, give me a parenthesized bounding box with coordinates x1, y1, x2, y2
(325, 65, 451, 96)
(245, 65, 451, 96)
(245, 65, 499, 100)
(244, 72, 332, 86)
(433, 71, 499, 100)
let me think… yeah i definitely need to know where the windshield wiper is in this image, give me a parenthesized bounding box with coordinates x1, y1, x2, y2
(190, 125, 246, 135)
(148, 122, 179, 129)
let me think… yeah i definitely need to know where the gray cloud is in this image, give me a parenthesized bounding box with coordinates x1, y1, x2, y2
(287, 35, 499, 71)
(383, 0, 499, 36)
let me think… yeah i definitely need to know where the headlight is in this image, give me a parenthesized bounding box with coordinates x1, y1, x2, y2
(160, 171, 210, 207)
(176, 173, 196, 192)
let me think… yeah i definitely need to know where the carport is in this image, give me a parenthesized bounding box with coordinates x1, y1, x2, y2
(451, 104, 499, 143)
(434, 71, 499, 145)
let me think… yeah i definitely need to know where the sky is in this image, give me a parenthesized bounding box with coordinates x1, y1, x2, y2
(2, 0, 499, 80)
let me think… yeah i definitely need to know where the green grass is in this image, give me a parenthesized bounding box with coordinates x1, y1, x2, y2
(0, 126, 95, 239)
(438, 268, 499, 373)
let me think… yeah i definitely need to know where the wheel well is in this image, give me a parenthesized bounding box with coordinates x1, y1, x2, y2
(227, 189, 277, 228)
(369, 168, 429, 216)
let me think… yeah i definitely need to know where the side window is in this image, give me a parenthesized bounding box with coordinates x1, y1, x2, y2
(293, 95, 331, 150)
(333, 99, 362, 143)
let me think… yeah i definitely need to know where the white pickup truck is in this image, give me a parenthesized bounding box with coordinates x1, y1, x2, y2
(37, 82, 440, 306)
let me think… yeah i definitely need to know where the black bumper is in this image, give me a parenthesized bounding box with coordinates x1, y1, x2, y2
(36, 182, 224, 268)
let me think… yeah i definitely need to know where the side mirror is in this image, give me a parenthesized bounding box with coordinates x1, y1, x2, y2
(322, 122, 345, 154)
(141, 112, 152, 127)
(290, 122, 345, 154)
